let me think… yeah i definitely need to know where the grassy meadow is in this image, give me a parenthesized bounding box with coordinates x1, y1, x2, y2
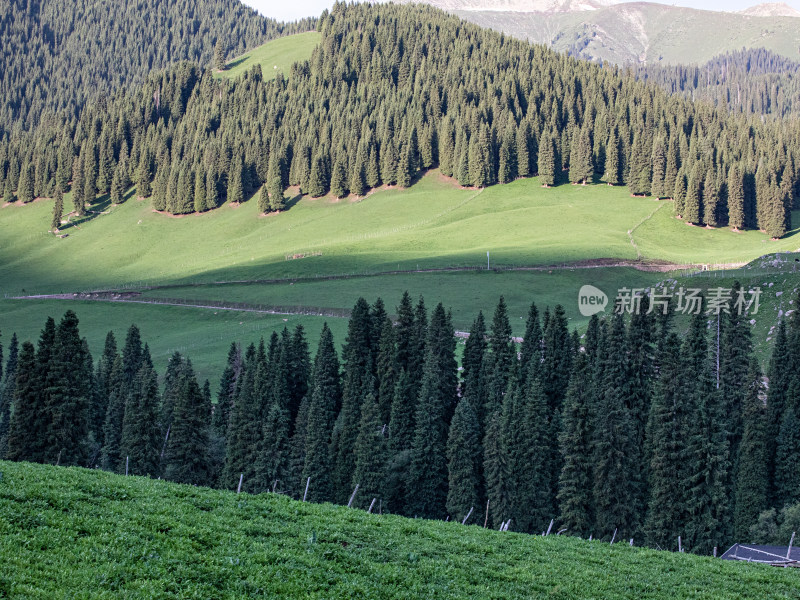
(217, 32, 322, 80)
(3, 170, 799, 381)
(1, 460, 797, 599)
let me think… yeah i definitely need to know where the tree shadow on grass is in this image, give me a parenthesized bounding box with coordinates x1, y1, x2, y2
(59, 194, 112, 231)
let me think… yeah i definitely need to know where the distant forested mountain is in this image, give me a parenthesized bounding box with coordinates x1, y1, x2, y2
(0, 0, 315, 134)
(631, 49, 800, 118)
(1, 2, 798, 239)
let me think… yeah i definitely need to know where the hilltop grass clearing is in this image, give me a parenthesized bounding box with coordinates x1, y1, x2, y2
(0, 460, 796, 599)
(216, 32, 321, 80)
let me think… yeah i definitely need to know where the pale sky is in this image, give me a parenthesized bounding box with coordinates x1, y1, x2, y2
(247, 0, 800, 22)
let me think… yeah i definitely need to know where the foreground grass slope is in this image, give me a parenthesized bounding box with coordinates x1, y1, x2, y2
(0, 461, 795, 599)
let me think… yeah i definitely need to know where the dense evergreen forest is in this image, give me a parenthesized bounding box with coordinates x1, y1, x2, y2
(0, 0, 315, 135)
(1, 290, 799, 555)
(1, 2, 799, 236)
(632, 49, 800, 118)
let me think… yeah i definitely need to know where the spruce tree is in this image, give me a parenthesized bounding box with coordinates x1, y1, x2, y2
(684, 165, 703, 224)
(332, 298, 375, 502)
(303, 323, 341, 503)
(703, 169, 720, 227)
(558, 352, 595, 538)
(352, 393, 387, 509)
(538, 130, 555, 187)
(651, 138, 666, 198)
(267, 145, 286, 211)
(673, 168, 688, 217)
(767, 320, 790, 505)
(775, 407, 800, 507)
(51, 187, 63, 231)
(44, 310, 92, 466)
(5, 342, 40, 462)
(0, 333, 18, 458)
(734, 358, 769, 540)
(602, 128, 621, 186)
(120, 363, 161, 477)
(227, 154, 244, 205)
(728, 165, 745, 230)
(446, 397, 483, 523)
(100, 356, 126, 472)
(683, 308, 731, 554)
(643, 333, 689, 550)
(164, 367, 211, 486)
(568, 124, 593, 185)
(287, 397, 310, 498)
(406, 303, 457, 519)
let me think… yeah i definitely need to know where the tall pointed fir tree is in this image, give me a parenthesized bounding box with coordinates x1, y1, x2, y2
(352, 393, 387, 509)
(767, 320, 791, 505)
(257, 338, 292, 493)
(51, 187, 63, 231)
(602, 128, 621, 186)
(446, 396, 483, 523)
(643, 333, 689, 550)
(682, 307, 731, 554)
(331, 298, 375, 503)
(90, 332, 117, 461)
(5, 342, 41, 462)
(734, 358, 769, 540)
(558, 352, 595, 538)
(538, 130, 556, 187)
(267, 143, 286, 211)
(775, 407, 800, 507)
(703, 169, 720, 227)
(568, 124, 593, 185)
(406, 303, 457, 519)
(163, 364, 211, 486)
(650, 138, 667, 198)
(592, 314, 640, 541)
(303, 323, 342, 503)
(287, 397, 310, 498)
(44, 310, 92, 467)
(728, 165, 745, 230)
(684, 165, 703, 225)
(222, 345, 261, 489)
(0, 333, 18, 458)
(120, 362, 161, 477)
(100, 356, 126, 472)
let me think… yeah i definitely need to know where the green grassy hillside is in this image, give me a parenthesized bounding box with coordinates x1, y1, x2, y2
(217, 32, 322, 80)
(2, 171, 798, 381)
(0, 460, 795, 599)
(458, 3, 800, 65)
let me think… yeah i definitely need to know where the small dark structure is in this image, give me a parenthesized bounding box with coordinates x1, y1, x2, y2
(721, 543, 800, 567)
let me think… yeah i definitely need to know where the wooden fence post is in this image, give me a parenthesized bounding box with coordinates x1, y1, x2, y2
(368, 498, 377, 514)
(347, 483, 360, 508)
(610, 529, 617, 545)
(237, 473, 243, 494)
(484, 498, 490, 528)
(303, 477, 311, 502)
(461, 506, 474, 525)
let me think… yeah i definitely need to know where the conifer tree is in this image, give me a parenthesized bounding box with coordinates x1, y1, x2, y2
(406, 303, 457, 519)
(352, 393, 387, 509)
(568, 124, 593, 185)
(683, 308, 731, 554)
(602, 128, 621, 186)
(461, 311, 487, 401)
(684, 165, 703, 224)
(44, 310, 91, 466)
(73, 153, 86, 215)
(332, 298, 375, 502)
(303, 324, 341, 503)
(135, 151, 151, 199)
(287, 397, 309, 497)
(193, 168, 207, 212)
(483, 408, 511, 528)
(446, 397, 483, 523)
(375, 317, 397, 424)
(5, 342, 40, 462)
(673, 168, 688, 217)
(558, 352, 595, 537)
(508, 376, 554, 533)
(267, 145, 286, 211)
(163, 366, 211, 486)
(734, 358, 769, 540)
(775, 407, 800, 507)
(0, 333, 17, 458)
(664, 134, 680, 197)
(643, 333, 689, 549)
(538, 130, 555, 187)
(214, 40, 226, 71)
(120, 363, 161, 477)
(227, 154, 244, 205)
(381, 138, 398, 186)
(516, 121, 531, 178)
(728, 165, 745, 230)
(703, 169, 720, 227)
(767, 320, 790, 504)
(17, 163, 34, 204)
(51, 187, 63, 231)
(651, 138, 666, 198)
(498, 120, 517, 184)
(101, 356, 126, 472)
